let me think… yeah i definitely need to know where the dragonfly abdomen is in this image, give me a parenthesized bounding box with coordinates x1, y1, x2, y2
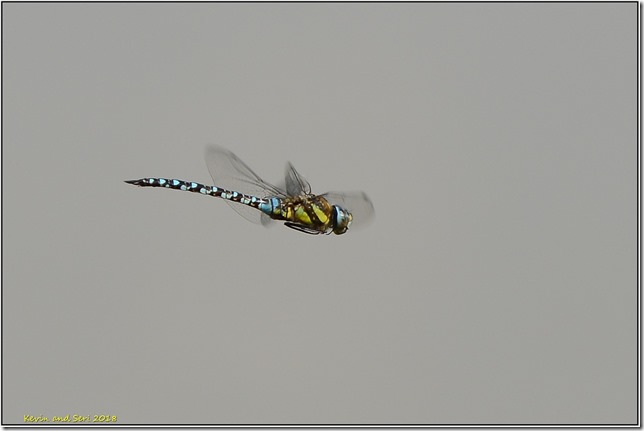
(124, 177, 266, 209)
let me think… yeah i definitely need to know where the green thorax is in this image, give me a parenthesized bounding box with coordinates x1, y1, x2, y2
(271, 195, 334, 232)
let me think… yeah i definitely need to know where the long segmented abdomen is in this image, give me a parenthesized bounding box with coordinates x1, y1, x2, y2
(124, 177, 275, 210)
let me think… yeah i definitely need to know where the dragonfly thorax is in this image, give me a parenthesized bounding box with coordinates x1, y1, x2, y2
(258, 194, 353, 235)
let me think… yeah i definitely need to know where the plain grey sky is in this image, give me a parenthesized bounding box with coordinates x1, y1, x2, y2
(2, 2, 638, 425)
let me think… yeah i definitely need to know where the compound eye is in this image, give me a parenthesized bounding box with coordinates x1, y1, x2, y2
(332, 206, 351, 235)
(332, 206, 340, 224)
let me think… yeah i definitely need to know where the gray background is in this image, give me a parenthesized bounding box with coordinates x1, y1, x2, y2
(2, 2, 637, 425)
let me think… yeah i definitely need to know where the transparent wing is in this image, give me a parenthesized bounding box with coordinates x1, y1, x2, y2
(205, 146, 286, 197)
(284, 162, 311, 196)
(218, 200, 266, 225)
(322, 191, 375, 229)
(205, 146, 287, 225)
(260, 212, 275, 227)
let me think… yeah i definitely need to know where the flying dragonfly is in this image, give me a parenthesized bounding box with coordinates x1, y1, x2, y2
(125, 147, 374, 235)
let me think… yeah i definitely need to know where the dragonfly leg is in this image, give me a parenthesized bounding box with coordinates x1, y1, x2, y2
(284, 222, 321, 235)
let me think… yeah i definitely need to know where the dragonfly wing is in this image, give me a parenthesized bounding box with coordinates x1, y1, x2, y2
(205, 146, 286, 198)
(322, 191, 375, 229)
(221, 201, 266, 225)
(205, 146, 286, 225)
(260, 212, 275, 227)
(284, 162, 312, 196)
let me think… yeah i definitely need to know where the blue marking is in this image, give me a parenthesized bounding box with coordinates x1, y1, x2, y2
(148, 178, 155, 184)
(251, 196, 257, 203)
(232, 192, 238, 198)
(200, 188, 206, 194)
(172, 179, 180, 186)
(191, 182, 198, 189)
(159, 179, 167, 186)
(258, 200, 273, 215)
(271, 198, 280, 213)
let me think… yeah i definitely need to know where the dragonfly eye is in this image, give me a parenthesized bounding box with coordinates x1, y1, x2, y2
(332, 206, 352, 235)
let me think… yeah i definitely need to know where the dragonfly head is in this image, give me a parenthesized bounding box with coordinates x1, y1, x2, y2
(331, 206, 353, 235)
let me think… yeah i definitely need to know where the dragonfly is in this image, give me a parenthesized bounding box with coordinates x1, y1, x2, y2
(125, 146, 374, 235)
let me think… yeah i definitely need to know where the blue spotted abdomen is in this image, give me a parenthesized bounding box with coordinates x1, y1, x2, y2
(124, 177, 266, 208)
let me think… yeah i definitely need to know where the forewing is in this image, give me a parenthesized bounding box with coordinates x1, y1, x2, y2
(322, 191, 375, 229)
(284, 162, 311, 196)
